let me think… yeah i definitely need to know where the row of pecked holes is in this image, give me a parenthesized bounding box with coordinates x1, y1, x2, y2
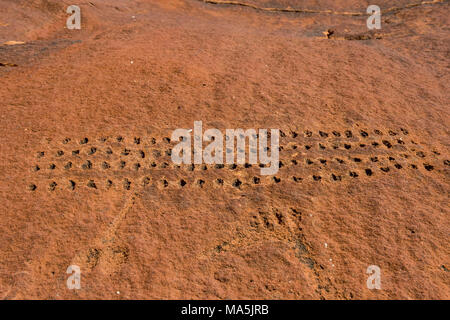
(289, 139, 410, 151)
(27, 161, 439, 192)
(37, 131, 436, 161)
(50, 129, 408, 147)
(36, 148, 167, 159)
(22, 168, 387, 192)
(33, 162, 264, 172)
(280, 128, 409, 139)
(59, 136, 171, 145)
(291, 157, 438, 170)
(35, 138, 429, 161)
(38, 128, 413, 157)
(33, 155, 441, 172)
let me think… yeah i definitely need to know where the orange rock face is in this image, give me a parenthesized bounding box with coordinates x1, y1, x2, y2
(0, 0, 448, 299)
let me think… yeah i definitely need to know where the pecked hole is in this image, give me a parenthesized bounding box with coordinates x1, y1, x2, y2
(142, 177, 151, 186)
(197, 179, 205, 188)
(123, 179, 131, 190)
(231, 179, 242, 188)
(153, 150, 161, 158)
(160, 162, 169, 168)
(382, 140, 392, 148)
(349, 171, 358, 178)
(388, 130, 397, 136)
(87, 180, 97, 189)
(331, 174, 341, 181)
(49, 181, 57, 191)
(416, 151, 425, 158)
(82, 160, 92, 170)
(102, 161, 110, 169)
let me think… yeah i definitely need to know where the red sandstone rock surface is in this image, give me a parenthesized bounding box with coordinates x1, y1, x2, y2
(0, 0, 448, 299)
